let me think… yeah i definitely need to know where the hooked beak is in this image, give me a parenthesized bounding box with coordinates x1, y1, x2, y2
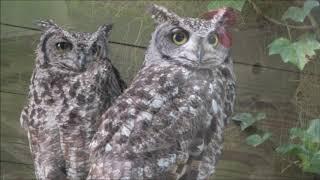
(78, 52, 87, 71)
(197, 45, 204, 62)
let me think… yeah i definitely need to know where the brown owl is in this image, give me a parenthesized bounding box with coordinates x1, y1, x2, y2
(20, 20, 126, 180)
(87, 4, 236, 180)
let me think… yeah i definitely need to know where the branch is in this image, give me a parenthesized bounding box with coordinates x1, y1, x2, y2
(307, 14, 320, 39)
(247, 0, 315, 30)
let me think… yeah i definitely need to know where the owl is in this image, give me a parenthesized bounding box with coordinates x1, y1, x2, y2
(20, 20, 126, 180)
(87, 4, 236, 180)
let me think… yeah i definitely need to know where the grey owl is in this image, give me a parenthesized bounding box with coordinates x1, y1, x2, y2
(87, 4, 236, 180)
(20, 20, 126, 180)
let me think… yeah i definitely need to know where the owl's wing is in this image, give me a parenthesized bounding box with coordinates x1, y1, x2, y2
(224, 79, 236, 124)
(181, 61, 236, 179)
(222, 58, 236, 125)
(20, 103, 67, 179)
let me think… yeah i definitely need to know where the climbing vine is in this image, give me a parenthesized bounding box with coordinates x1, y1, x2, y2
(208, 0, 320, 175)
(207, 0, 320, 70)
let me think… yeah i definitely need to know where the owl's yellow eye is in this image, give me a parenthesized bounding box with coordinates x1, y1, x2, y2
(56, 42, 73, 52)
(171, 29, 188, 46)
(208, 34, 219, 47)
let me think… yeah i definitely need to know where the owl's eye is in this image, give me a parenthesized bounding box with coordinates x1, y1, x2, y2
(91, 43, 101, 56)
(171, 28, 189, 46)
(208, 34, 219, 47)
(55, 42, 73, 51)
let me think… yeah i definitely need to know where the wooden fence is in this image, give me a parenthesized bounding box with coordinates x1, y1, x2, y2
(1, 1, 319, 179)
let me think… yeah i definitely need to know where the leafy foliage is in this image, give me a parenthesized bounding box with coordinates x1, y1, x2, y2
(268, 34, 320, 70)
(232, 112, 266, 131)
(207, 0, 319, 70)
(207, 0, 246, 11)
(246, 132, 272, 147)
(207, 0, 320, 174)
(282, 0, 319, 22)
(276, 119, 320, 174)
(232, 112, 320, 174)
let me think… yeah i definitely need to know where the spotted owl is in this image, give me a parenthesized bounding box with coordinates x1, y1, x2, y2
(20, 20, 126, 180)
(87, 4, 236, 180)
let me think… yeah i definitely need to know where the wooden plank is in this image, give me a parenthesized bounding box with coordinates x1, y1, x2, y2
(0, 33, 301, 99)
(0, 72, 314, 180)
(0, 161, 35, 180)
(109, 43, 145, 83)
(1, 1, 319, 179)
(0, 25, 38, 39)
(0, 1, 207, 45)
(1, 0, 310, 72)
(0, 34, 147, 94)
(0, 92, 314, 179)
(0, 92, 27, 140)
(0, 35, 36, 94)
(1, 33, 317, 179)
(1, 140, 32, 165)
(0, 0, 70, 38)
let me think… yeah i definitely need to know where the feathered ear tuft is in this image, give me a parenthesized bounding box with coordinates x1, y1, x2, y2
(201, 7, 237, 26)
(36, 19, 59, 31)
(147, 4, 180, 24)
(97, 24, 113, 37)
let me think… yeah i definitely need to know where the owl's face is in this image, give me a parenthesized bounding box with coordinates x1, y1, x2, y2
(37, 20, 112, 73)
(148, 5, 235, 67)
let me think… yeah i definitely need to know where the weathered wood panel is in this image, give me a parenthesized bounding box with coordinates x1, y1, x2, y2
(0, 35, 316, 179)
(0, 161, 34, 180)
(1, 0, 319, 179)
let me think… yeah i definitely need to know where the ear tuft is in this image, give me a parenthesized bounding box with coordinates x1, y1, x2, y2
(201, 7, 238, 26)
(98, 24, 113, 37)
(147, 4, 180, 24)
(36, 19, 59, 31)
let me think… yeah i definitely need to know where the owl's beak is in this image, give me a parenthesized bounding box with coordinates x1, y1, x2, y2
(78, 53, 87, 71)
(197, 45, 204, 62)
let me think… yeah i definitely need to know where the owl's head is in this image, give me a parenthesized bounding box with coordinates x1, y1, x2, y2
(36, 20, 112, 73)
(146, 4, 236, 67)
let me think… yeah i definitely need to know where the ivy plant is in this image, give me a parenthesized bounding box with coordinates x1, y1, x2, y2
(281, 0, 319, 23)
(208, 0, 320, 175)
(268, 34, 320, 70)
(207, 0, 246, 11)
(207, 0, 320, 70)
(276, 119, 320, 174)
(232, 112, 320, 174)
(232, 112, 266, 131)
(232, 112, 272, 147)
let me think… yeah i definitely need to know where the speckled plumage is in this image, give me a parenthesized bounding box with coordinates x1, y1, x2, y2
(87, 4, 236, 180)
(20, 20, 126, 180)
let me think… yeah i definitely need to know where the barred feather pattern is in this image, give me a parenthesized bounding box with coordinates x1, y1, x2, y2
(87, 4, 236, 180)
(88, 59, 235, 179)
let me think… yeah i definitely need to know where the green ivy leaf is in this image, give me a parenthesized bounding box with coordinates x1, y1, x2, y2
(282, 0, 319, 22)
(208, 0, 246, 11)
(268, 38, 291, 58)
(245, 132, 272, 147)
(232, 113, 254, 131)
(306, 119, 320, 143)
(232, 112, 267, 131)
(268, 35, 320, 70)
(305, 151, 320, 174)
(276, 144, 309, 156)
(290, 127, 305, 140)
(256, 112, 267, 121)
